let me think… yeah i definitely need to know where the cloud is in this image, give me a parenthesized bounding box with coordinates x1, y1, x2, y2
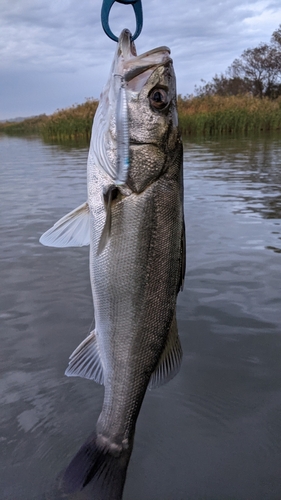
(0, 0, 101, 72)
(1, 0, 281, 119)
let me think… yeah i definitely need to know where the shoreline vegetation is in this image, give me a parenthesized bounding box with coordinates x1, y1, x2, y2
(0, 99, 99, 142)
(0, 95, 281, 140)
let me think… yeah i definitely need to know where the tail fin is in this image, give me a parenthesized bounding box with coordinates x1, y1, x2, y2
(59, 432, 132, 500)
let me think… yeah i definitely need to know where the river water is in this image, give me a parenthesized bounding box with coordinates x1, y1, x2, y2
(1, 134, 281, 500)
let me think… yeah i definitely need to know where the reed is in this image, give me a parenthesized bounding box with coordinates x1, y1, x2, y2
(0, 99, 98, 140)
(0, 114, 48, 135)
(1, 95, 281, 139)
(178, 95, 281, 135)
(41, 98, 99, 141)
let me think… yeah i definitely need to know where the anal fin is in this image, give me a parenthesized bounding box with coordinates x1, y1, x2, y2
(149, 314, 182, 390)
(65, 330, 104, 385)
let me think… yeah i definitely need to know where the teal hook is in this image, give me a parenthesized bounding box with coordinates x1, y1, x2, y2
(101, 0, 143, 42)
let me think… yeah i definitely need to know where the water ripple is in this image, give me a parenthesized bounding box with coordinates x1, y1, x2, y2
(1, 134, 281, 500)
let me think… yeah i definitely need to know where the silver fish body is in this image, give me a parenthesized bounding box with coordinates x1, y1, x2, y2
(40, 29, 185, 499)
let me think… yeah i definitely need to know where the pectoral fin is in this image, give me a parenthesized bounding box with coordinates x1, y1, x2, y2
(148, 314, 182, 390)
(97, 186, 119, 255)
(65, 330, 104, 385)
(40, 202, 90, 247)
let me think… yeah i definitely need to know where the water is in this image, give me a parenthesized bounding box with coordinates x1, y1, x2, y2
(1, 134, 281, 500)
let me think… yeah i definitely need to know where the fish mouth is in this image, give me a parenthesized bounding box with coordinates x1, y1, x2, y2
(118, 28, 170, 59)
(118, 29, 137, 59)
(117, 29, 171, 82)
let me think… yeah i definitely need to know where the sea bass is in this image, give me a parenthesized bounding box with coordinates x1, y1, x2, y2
(40, 29, 185, 499)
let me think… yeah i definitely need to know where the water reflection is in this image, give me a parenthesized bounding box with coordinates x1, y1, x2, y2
(184, 135, 281, 220)
(1, 134, 281, 499)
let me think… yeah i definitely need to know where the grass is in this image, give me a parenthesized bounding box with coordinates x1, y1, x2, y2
(0, 99, 98, 141)
(1, 95, 281, 140)
(178, 94, 281, 136)
(41, 99, 99, 141)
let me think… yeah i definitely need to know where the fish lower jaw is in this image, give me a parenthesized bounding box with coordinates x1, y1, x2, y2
(96, 433, 130, 457)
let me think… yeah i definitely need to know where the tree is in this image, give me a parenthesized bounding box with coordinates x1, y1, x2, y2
(195, 74, 250, 97)
(195, 25, 281, 99)
(230, 43, 281, 98)
(271, 24, 281, 47)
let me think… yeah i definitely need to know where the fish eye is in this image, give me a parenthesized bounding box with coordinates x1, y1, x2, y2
(149, 88, 169, 110)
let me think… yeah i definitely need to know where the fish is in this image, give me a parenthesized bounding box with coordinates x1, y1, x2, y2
(40, 28, 185, 500)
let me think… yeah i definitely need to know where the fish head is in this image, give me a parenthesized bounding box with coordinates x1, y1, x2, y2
(91, 29, 181, 191)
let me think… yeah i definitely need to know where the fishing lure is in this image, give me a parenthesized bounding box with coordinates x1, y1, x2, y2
(115, 77, 129, 186)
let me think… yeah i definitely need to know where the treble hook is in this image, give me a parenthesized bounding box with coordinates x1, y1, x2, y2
(101, 0, 143, 42)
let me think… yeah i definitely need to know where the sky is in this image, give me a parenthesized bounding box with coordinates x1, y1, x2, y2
(1, 0, 281, 120)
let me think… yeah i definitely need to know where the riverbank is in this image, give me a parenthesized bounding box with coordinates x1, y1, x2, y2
(1, 95, 281, 139)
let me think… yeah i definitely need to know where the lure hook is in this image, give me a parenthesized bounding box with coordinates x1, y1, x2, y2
(101, 0, 143, 42)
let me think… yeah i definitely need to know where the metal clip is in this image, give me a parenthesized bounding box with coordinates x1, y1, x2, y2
(101, 0, 143, 42)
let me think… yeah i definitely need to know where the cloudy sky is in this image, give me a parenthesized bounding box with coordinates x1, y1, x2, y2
(1, 0, 281, 120)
